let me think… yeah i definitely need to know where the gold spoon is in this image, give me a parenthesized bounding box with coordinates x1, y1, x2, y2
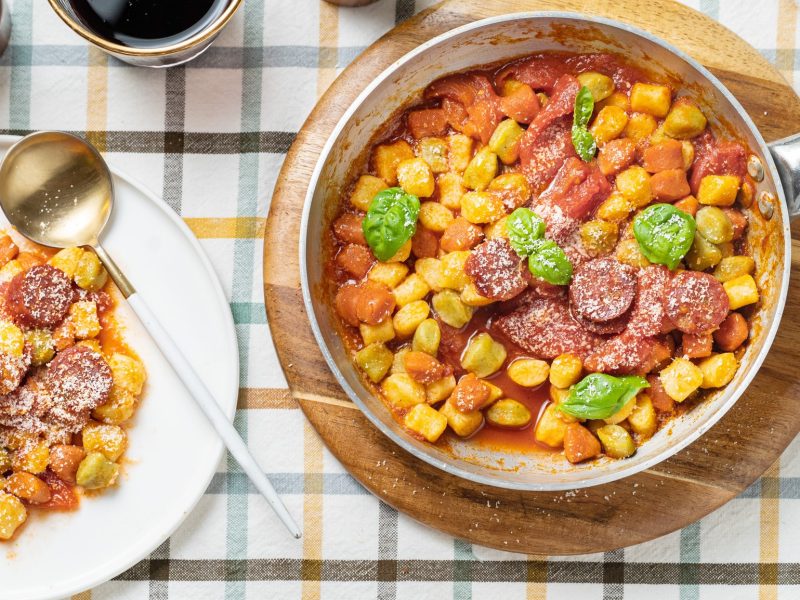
(0, 131, 301, 538)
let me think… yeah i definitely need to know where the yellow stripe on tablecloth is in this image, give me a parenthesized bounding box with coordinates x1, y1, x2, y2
(71, 590, 91, 600)
(526, 557, 548, 599)
(759, 461, 780, 600)
(237, 387, 297, 410)
(183, 217, 265, 239)
(317, 0, 339, 97)
(777, 0, 798, 84)
(85, 46, 108, 151)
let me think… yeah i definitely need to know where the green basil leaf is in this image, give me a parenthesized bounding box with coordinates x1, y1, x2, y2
(571, 86, 597, 162)
(616, 376, 651, 411)
(362, 187, 420, 261)
(505, 207, 545, 257)
(571, 124, 597, 162)
(633, 203, 696, 270)
(557, 374, 649, 420)
(573, 86, 595, 129)
(527, 239, 573, 285)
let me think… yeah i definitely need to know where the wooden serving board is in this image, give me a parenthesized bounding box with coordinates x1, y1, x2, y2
(263, 0, 800, 554)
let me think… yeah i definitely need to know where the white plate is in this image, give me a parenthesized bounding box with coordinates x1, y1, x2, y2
(0, 136, 239, 600)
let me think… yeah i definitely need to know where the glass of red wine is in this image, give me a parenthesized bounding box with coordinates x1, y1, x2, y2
(48, 0, 242, 67)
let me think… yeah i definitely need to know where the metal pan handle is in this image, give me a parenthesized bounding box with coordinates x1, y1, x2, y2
(769, 133, 800, 219)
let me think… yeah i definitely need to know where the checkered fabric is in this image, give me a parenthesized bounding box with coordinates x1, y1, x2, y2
(1, 0, 794, 598)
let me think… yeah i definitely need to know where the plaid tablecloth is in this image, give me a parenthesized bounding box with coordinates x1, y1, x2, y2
(4, 0, 796, 598)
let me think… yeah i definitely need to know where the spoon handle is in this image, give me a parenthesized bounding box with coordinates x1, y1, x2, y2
(93, 244, 301, 538)
(124, 292, 302, 539)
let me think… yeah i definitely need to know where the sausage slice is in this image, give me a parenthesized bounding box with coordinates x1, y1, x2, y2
(664, 271, 729, 334)
(569, 258, 636, 323)
(7, 265, 74, 328)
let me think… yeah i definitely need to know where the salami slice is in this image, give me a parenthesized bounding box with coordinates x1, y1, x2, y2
(627, 265, 672, 338)
(493, 293, 603, 359)
(6, 265, 74, 328)
(569, 258, 636, 323)
(664, 271, 730, 334)
(464, 238, 530, 301)
(570, 305, 629, 335)
(46, 345, 113, 422)
(584, 332, 655, 375)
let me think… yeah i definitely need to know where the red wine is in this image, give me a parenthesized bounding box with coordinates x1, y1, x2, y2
(68, 0, 229, 49)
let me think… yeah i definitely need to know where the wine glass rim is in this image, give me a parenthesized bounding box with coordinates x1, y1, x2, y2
(47, 0, 243, 57)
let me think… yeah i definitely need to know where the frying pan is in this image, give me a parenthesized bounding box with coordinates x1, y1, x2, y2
(300, 13, 797, 491)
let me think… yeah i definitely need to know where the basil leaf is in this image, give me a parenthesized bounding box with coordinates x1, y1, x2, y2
(505, 207, 545, 257)
(633, 203, 696, 270)
(616, 376, 651, 411)
(571, 86, 597, 162)
(573, 86, 595, 129)
(557, 373, 649, 420)
(571, 124, 597, 162)
(527, 239, 573, 285)
(362, 187, 420, 262)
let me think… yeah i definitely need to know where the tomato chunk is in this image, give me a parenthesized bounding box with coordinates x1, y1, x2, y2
(38, 471, 78, 511)
(651, 169, 691, 202)
(404, 351, 452, 385)
(689, 132, 746, 195)
(598, 138, 636, 176)
(536, 157, 611, 221)
(425, 74, 503, 144)
(564, 423, 602, 464)
(722, 208, 747, 239)
(440, 217, 483, 252)
(642, 139, 684, 172)
(411, 226, 439, 258)
(680, 332, 713, 358)
(407, 108, 448, 139)
(499, 84, 540, 124)
(333, 212, 366, 245)
(519, 118, 576, 193)
(646, 374, 675, 413)
(519, 75, 585, 192)
(713, 312, 748, 351)
(335, 244, 374, 279)
(356, 281, 395, 325)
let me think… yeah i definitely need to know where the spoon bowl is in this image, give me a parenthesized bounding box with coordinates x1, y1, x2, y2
(0, 131, 112, 248)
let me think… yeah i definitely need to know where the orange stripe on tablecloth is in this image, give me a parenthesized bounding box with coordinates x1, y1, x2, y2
(183, 217, 265, 239)
(237, 387, 297, 410)
(301, 419, 324, 599)
(317, 1, 339, 97)
(71, 591, 91, 600)
(759, 461, 780, 600)
(85, 46, 108, 151)
(777, 0, 798, 84)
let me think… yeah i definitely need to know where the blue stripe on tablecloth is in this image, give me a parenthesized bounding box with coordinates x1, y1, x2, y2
(203, 473, 800, 498)
(8, 0, 31, 130)
(0, 44, 369, 68)
(454, 539, 474, 599)
(208, 472, 366, 496)
(680, 522, 701, 600)
(700, 0, 720, 20)
(225, 0, 265, 597)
